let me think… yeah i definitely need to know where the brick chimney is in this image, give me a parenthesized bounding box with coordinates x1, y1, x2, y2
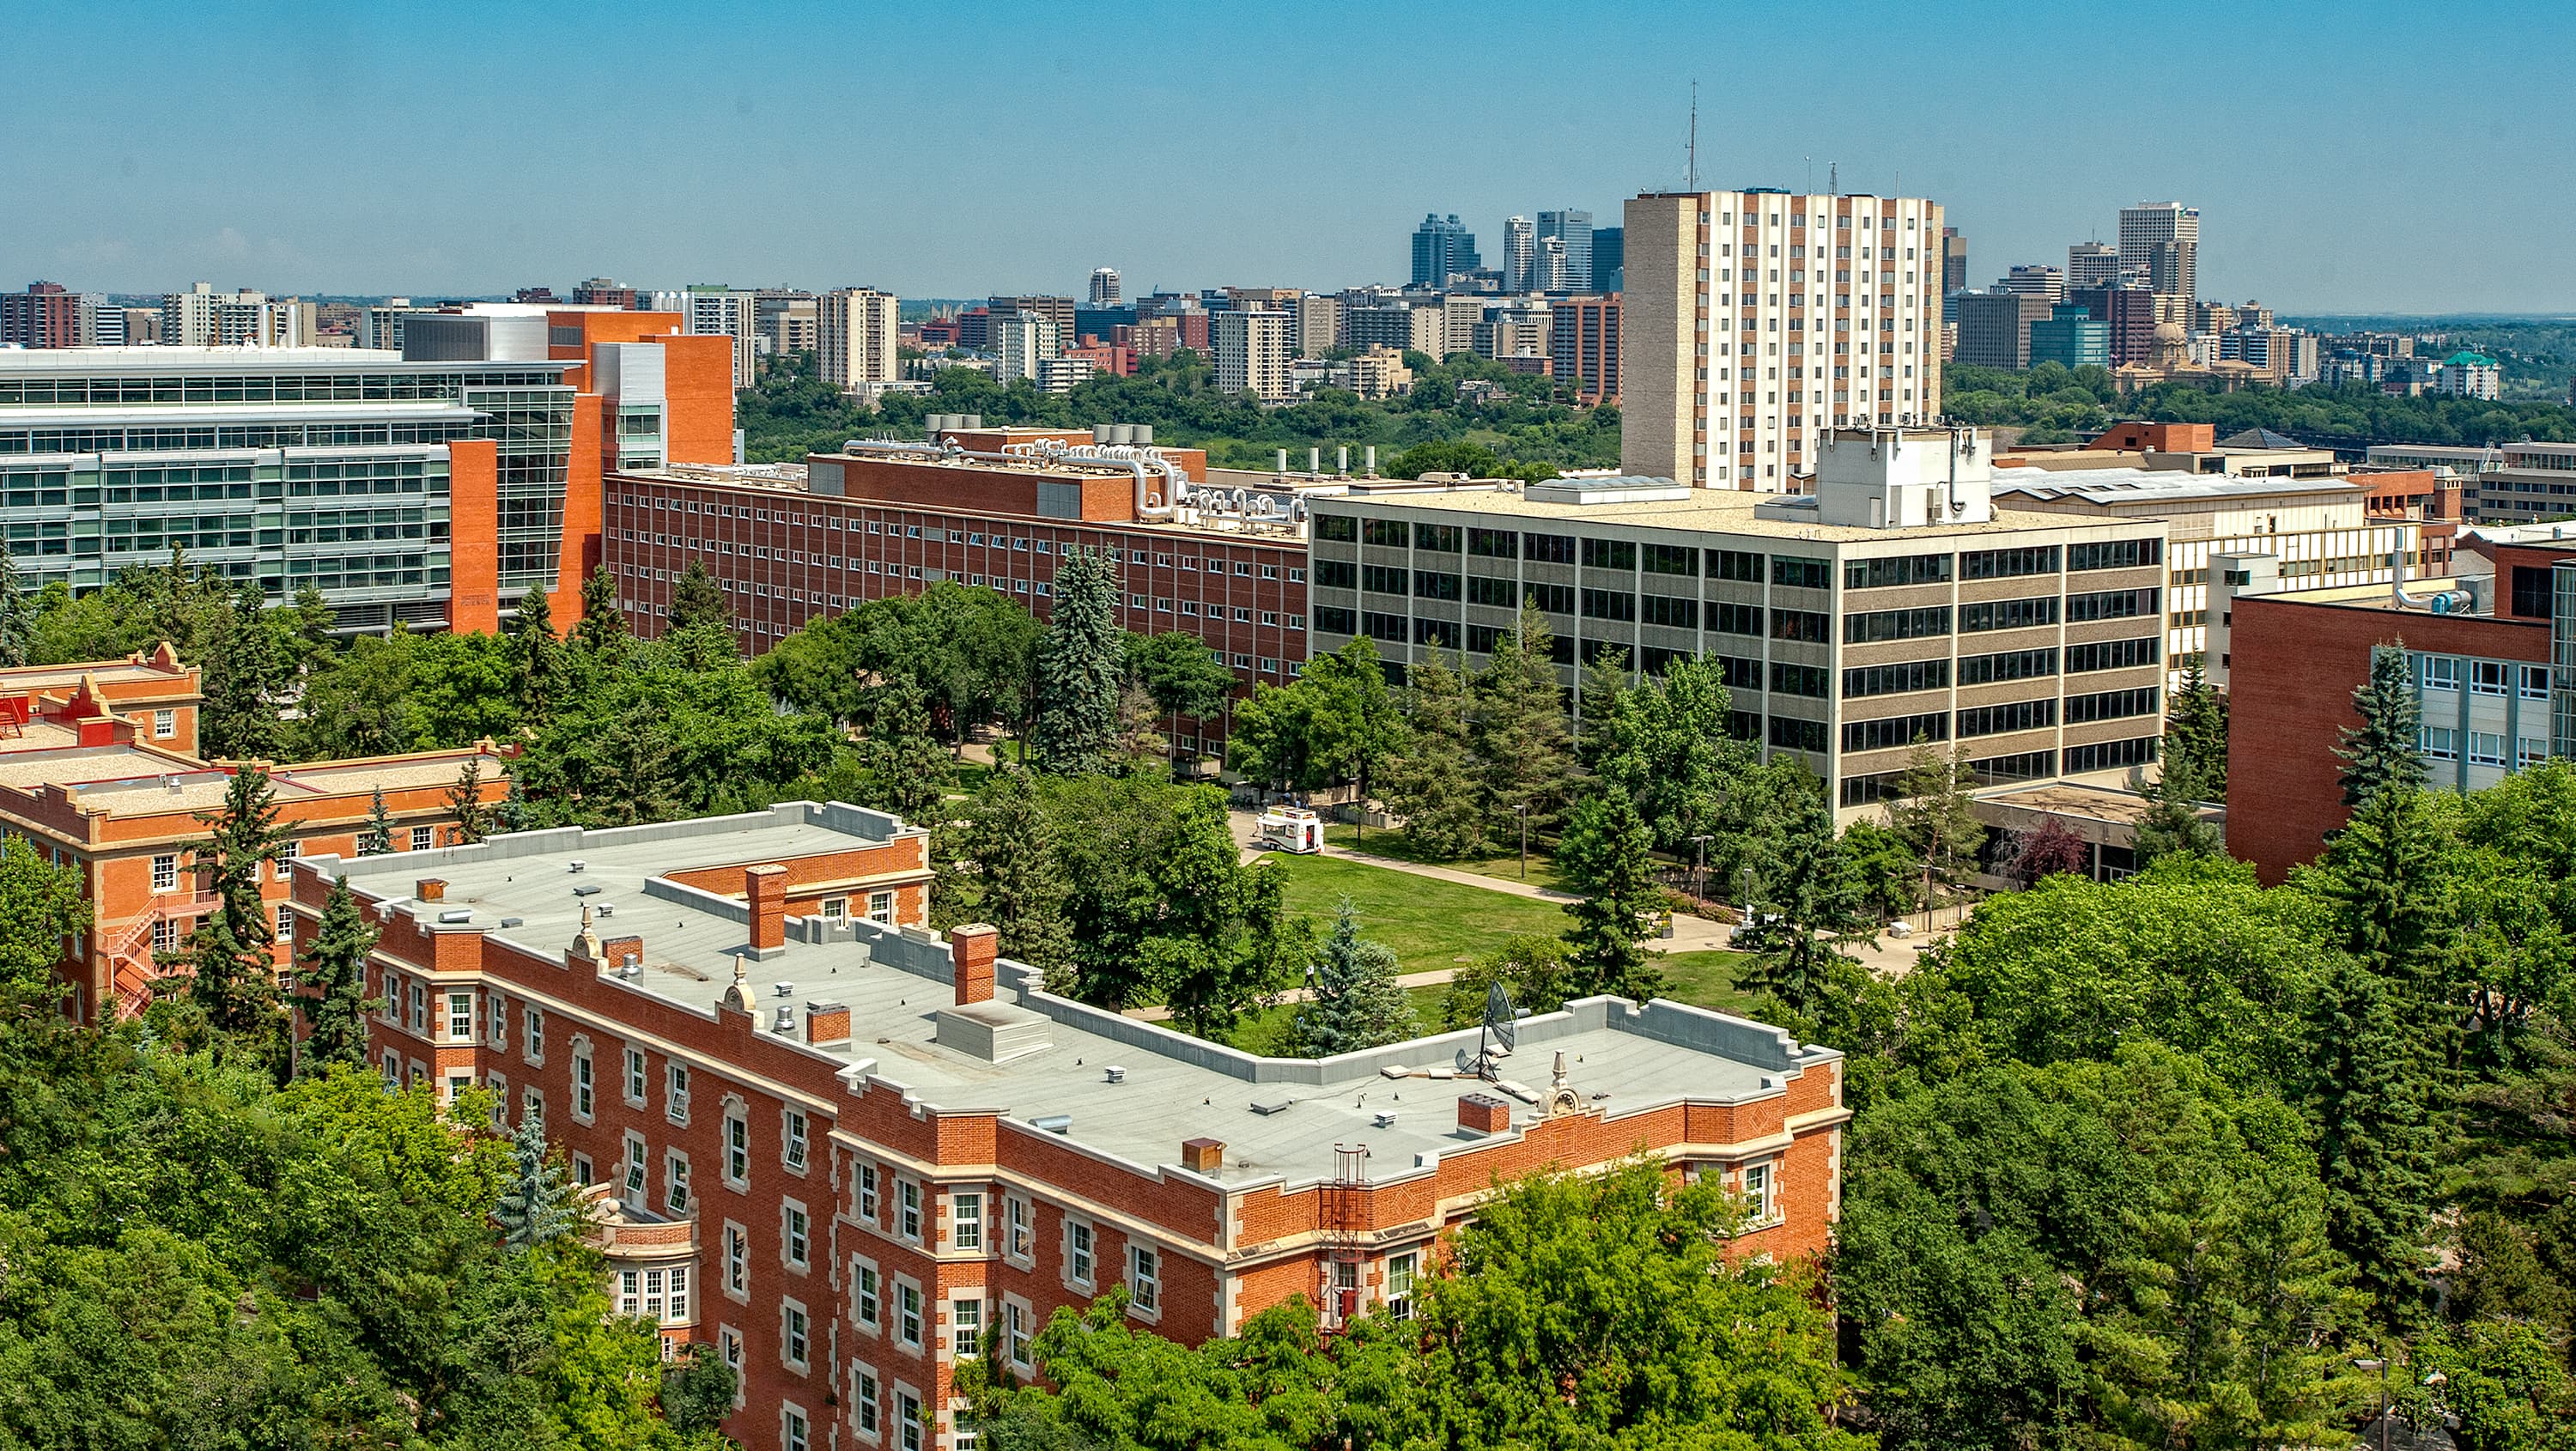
(1180, 1137, 1224, 1174)
(805, 1002, 852, 1047)
(1458, 1093, 1511, 1136)
(951, 923, 998, 1005)
(599, 934, 643, 974)
(744, 864, 787, 956)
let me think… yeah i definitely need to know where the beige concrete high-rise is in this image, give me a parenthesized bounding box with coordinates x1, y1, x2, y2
(817, 288, 899, 394)
(1212, 309, 1294, 404)
(2117, 202, 2199, 301)
(1620, 190, 1944, 489)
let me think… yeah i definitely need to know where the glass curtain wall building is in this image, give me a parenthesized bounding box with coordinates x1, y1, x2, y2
(0, 349, 574, 631)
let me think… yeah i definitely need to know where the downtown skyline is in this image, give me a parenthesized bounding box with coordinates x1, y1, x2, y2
(6, 0, 2573, 313)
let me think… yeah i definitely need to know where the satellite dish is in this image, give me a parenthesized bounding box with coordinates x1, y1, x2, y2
(1484, 982, 1518, 1054)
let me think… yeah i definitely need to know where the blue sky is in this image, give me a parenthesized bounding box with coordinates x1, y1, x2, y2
(9, 0, 2572, 313)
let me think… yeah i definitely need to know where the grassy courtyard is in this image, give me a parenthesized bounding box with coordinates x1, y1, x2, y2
(1256, 852, 1572, 976)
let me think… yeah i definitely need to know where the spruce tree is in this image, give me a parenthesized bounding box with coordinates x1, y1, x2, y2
(2133, 748, 2227, 867)
(2308, 950, 2439, 1324)
(201, 587, 284, 762)
(168, 766, 289, 1044)
(1288, 898, 1417, 1056)
(569, 563, 629, 665)
(492, 1112, 580, 1252)
(1473, 598, 1577, 847)
(1737, 787, 1868, 1017)
(666, 558, 731, 636)
(0, 546, 31, 668)
(2336, 642, 2425, 808)
(1556, 782, 1666, 1002)
(360, 786, 395, 855)
(507, 583, 565, 725)
(447, 760, 499, 845)
(2168, 654, 2228, 790)
(860, 683, 955, 823)
(288, 583, 337, 673)
(1885, 743, 1985, 916)
(1384, 647, 1484, 859)
(964, 771, 1072, 980)
(294, 874, 382, 1078)
(1027, 546, 1125, 776)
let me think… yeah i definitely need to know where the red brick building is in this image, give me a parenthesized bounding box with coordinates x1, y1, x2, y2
(605, 433, 1327, 752)
(0, 282, 83, 349)
(295, 804, 1850, 1451)
(2224, 525, 2571, 883)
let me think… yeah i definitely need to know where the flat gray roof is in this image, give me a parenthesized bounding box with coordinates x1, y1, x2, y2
(1991, 465, 2359, 506)
(314, 802, 1833, 1193)
(1314, 483, 2154, 544)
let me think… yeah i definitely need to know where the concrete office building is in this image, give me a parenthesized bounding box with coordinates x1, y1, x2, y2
(2070, 286, 2160, 367)
(1941, 228, 1968, 294)
(1346, 303, 1442, 357)
(1550, 295, 1621, 405)
(299, 798, 1848, 1450)
(1950, 290, 2052, 370)
(1410, 214, 1480, 288)
(1593, 227, 1624, 293)
(1620, 190, 1946, 489)
(2066, 241, 2122, 291)
(2118, 202, 2199, 301)
(2464, 442, 2576, 525)
(1088, 267, 1121, 308)
(1502, 217, 1537, 294)
(2003, 264, 2065, 301)
(817, 289, 900, 395)
(2026, 304, 2110, 371)
(1212, 310, 1295, 404)
(1309, 428, 2169, 818)
(1539, 209, 1594, 291)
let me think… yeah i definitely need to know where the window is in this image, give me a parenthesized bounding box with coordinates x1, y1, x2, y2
(858, 1163, 879, 1222)
(783, 1202, 810, 1269)
(1643, 543, 1698, 577)
(952, 1298, 983, 1357)
(1129, 1245, 1160, 1314)
(409, 982, 426, 1034)
(153, 708, 175, 738)
(446, 991, 473, 1041)
(726, 1223, 750, 1296)
(1844, 605, 1949, 643)
(783, 1108, 809, 1171)
(2066, 737, 2159, 774)
(1360, 563, 1407, 595)
(410, 825, 433, 851)
(1361, 519, 1406, 546)
(276, 902, 295, 939)
(1523, 531, 1576, 565)
(898, 1180, 921, 1242)
(1844, 553, 1952, 589)
(1959, 596, 2058, 632)
(572, 1043, 595, 1120)
(2065, 687, 2160, 724)
(1970, 750, 2059, 786)
(152, 853, 178, 892)
(622, 1133, 647, 1207)
(724, 1106, 750, 1187)
(1467, 527, 1517, 558)
(1710, 601, 1764, 636)
(897, 1282, 923, 1348)
(1710, 548, 1764, 582)
(1315, 559, 1356, 589)
(782, 1301, 810, 1369)
(1580, 537, 1637, 571)
(1771, 555, 1828, 590)
(1844, 659, 1948, 697)
(954, 1191, 984, 1251)
(2069, 538, 2161, 571)
(898, 1392, 923, 1451)
(1579, 588, 1636, 622)
(1958, 699, 2057, 738)
(2470, 732, 2508, 768)
(867, 890, 894, 925)
(1844, 712, 1947, 752)
(1413, 569, 1461, 601)
(1770, 661, 1829, 698)
(1770, 609, 1829, 643)
(666, 1063, 690, 1124)
(1413, 523, 1460, 552)
(855, 1259, 882, 1329)
(1387, 1253, 1418, 1318)
(2470, 660, 2510, 696)
(2421, 726, 2460, 762)
(1740, 1161, 1780, 1225)
(667, 1151, 692, 1213)
(783, 1407, 809, 1451)
(1770, 716, 1828, 752)
(855, 1368, 880, 1436)
(2065, 636, 2160, 673)
(1959, 647, 2058, 684)
(1068, 1220, 1096, 1287)
(1008, 1299, 1034, 1368)
(2066, 587, 2159, 622)
(623, 1047, 647, 1106)
(719, 1327, 744, 1407)
(1005, 1194, 1033, 1260)
(1960, 544, 2061, 580)
(485, 992, 506, 1048)
(2421, 656, 2462, 692)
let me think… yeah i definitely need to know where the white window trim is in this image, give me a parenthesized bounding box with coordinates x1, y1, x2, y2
(722, 1219, 751, 1303)
(1001, 1292, 1036, 1376)
(894, 1275, 924, 1351)
(780, 1296, 811, 1372)
(1063, 1216, 1096, 1293)
(851, 1254, 882, 1336)
(718, 1325, 745, 1411)
(781, 1196, 811, 1273)
(946, 1289, 987, 1361)
(1003, 1193, 1035, 1268)
(1127, 1244, 1162, 1322)
(781, 1106, 810, 1175)
(568, 1035, 595, 1124)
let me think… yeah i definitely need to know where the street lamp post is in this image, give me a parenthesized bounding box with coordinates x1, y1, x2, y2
(1741, 865, 1754, 932)
(1690, 835, 1712, 908)
(1515, 803, 1530, 880)
(2354, 1357, 2388, 1451)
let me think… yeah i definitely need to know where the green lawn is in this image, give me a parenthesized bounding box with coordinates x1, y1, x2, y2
(1655, 950, 1766, 1018)
(1320, 823, 1570, 895)
(1258, 852, 1571, 975)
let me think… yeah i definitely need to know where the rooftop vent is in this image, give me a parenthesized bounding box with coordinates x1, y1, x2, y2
(416, 878, 446, 902)
(1031, 1114, 1072, 1134)
(572, 884, 600, 897)
(1104, 1065, 1127, 1084)
(498, 917, 524, 929)
(1373, 1110, 1397, 1128)
(772, 1005, 796, 1035)
(1249, 1096, 1295, 1116)
(773, 980, 795, 999)
(1181, 1137, 1224, 1173)
(568, 860, 586, 873)
(436, 908, 471, 925)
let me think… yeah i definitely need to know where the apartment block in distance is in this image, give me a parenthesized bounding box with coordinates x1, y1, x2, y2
(817, 289, 901, 396)
(1622, 190, 1944, 489)
(1309, 428, 2170, 823)
(1212, 310, 1295, 404)
(0, 646, 508, 1019)
(605, 428, 1321, 751)
(295, 800, 1848, 1450)
(1550, 295, 1621, 405)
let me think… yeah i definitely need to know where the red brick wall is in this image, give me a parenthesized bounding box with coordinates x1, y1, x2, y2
(2227, 596, 2549, 882)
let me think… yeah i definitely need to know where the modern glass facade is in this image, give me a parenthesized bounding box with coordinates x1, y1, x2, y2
(0, 352, 575, 629)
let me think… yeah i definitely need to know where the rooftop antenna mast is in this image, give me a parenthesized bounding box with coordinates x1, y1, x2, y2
(1829, 161, 1838, 194)
(1686, 82, 1698, 191)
